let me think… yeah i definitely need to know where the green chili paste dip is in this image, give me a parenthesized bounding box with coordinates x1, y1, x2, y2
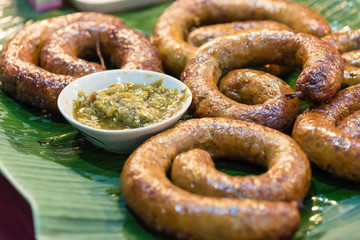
(73, 78, 189, 130)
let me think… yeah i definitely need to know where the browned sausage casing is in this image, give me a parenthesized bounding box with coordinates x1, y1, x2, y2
(214, 68, 301, 131)
(40, 21, 162, 77)
(322, 29, 360, 86)
(321, 29, 360, 53)
(0, 12, 162, 113)
(342, 50, 360, 67)
(292, 84, 360, 182)
(181, 30, 343, 129)
(218, 69, 298, 105)
(153, 0, 331, 76)
(337, 111, 360, 138)
(187, 20, 292, 47)
(121, 118, 311, 240)
(343, 66, 360, 87)
(171, 147, 309, 202)
(187, 20, 292, 76)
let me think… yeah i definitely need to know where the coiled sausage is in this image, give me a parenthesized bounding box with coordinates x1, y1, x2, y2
(292, 84, 360, 182)
(40, 21, 161, 77)
(121, 117, 311, 240)
(181, 30, 343, 130)
(0, 13, 162, 113)
(153, 0, 331, 76)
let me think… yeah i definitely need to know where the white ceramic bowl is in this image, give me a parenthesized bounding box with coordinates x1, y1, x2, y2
(57, 69, 192, 154)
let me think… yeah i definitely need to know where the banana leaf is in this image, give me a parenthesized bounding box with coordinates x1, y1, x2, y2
(0, 0, 359, 239)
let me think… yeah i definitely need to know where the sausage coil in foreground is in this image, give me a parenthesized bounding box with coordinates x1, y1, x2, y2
(0, 12, 162, 113)
(121, 118, 312, 240)
(181, 30, 343, 130)
(292, 84, 360, 182)
(153, 0, 331, 75)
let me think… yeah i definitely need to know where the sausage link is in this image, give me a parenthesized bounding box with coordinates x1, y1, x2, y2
(218, 69, 298, 104)
(187, 20, 292, 47)
(322, 30, 360, 87)
(40, 21, 161, 77)
(0, 13, 162, 113)
(153, 0, 331, 76)
(214, 68, 301, 130)
(171, 148, 310, 202)
(342, 50, 360, 68)
(321, 29, 360, 53)
(181, 30, 343, 130)
(187, 20, 292, 76)
(292, 84, 360, 182)
(337, 111, 360, 139)
(121, 117, 311, 240)
(343, 66, 360, 87)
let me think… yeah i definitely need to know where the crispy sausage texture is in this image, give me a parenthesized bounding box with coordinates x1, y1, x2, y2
(292, 84, 360, 182)
(121, 117, 311, 240)
(0, 12, 162, 113)
(153, 0, 331, 76)
(181, 30, 343, 130)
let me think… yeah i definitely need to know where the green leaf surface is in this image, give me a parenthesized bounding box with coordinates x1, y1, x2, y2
(0, 0, 359, 239)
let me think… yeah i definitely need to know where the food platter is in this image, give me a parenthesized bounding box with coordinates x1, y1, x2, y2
(0, 0, 359, 239)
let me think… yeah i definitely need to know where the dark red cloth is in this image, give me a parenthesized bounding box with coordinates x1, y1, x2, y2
(0, 173, 35, 240)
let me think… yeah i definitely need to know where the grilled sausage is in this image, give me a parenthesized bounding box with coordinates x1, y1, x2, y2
(342, 50, 360, 67)
(218, 69, 298, 105)
(0, 12, 162, 113)
(213, 69, 301, 130)
(322, 29, 360, 87)
(343, 66, 360, 87)
(40, 21, 161, 77)
(187, 20, 292, 47)
(153, 0, 331, 76)
(181, 30, 343, 130)
(337, 111, 360, 139)
(321, 29, 360, 53)
(121, 117, 311, 240)
(187, 20, 292, 76)
(171, 147, 310, 202)
(292, 84, 360, 182)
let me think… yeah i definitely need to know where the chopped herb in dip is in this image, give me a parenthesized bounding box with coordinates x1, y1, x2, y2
(73, 78, 189, 130)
